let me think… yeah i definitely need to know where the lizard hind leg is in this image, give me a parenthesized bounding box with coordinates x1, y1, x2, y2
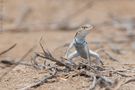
(89, 50, 104, 65)
(67, 51, 79, 65)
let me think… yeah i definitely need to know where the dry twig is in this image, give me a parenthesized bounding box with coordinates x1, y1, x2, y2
(0, 43, 16, 56)
(20, 67, 57, 90)
(123, 78, 135, 85)
(30, 40, 134, 90)
(32, 43, 75, 70)
(89, 75, 114, 90)
(0, 60, 33, 67)
(0, 46, 35, 81)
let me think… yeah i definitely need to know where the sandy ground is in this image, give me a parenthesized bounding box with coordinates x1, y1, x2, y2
(1, 0, 135, 90)
(0, 29, 135, 90)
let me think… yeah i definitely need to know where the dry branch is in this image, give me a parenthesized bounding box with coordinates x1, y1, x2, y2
(0, 46, 35, 82)
(89, 76, 97, 90)
(0, 60, 33, 67)
(123, 78, 135, 85)
(30, 41, 134, 90)
(32, 43, 75, 70)
(89, 75, 114, 90)
(20, 67, 57, 90)
(0, 43, 16, 56)
(113, 78, 135, 90)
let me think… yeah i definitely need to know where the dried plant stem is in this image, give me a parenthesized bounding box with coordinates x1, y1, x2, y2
(0, 43, 16, 56)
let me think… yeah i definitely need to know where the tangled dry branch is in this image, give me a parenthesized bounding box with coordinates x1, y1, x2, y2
(21, 43, 135, 90)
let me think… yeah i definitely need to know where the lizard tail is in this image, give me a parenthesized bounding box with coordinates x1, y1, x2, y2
(95, 48, 119, 62)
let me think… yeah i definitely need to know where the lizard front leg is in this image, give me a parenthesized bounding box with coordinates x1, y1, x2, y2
(65, 40, 74, 58)
(85, 44, 91, 66)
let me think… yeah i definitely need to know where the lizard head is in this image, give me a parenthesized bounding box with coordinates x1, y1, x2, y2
(75, 24, 94, 39)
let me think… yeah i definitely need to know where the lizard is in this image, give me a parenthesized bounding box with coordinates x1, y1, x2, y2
(65, 24, 103, 66)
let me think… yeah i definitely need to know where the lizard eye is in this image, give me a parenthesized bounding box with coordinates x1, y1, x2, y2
(82, 26, 88, 29)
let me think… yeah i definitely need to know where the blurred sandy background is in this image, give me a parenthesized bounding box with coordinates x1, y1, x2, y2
(0, 0, 135, 90)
